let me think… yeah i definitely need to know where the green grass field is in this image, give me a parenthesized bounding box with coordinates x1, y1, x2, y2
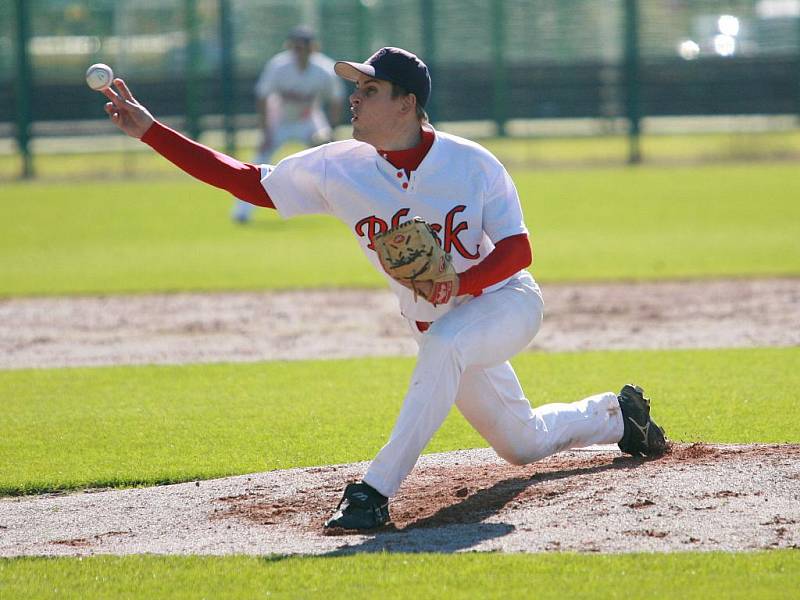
(2, 347, 797, 496)
(2, 551, 798, 600)
(2, 153, 799, 597)
(1, 161, 799, 296)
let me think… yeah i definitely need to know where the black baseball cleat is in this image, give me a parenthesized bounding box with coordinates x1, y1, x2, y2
(323, 482, 390, 530)
(617, 384, 669, 457)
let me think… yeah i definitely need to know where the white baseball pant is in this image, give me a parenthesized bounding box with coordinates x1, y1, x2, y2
(363, 271, 625, 498)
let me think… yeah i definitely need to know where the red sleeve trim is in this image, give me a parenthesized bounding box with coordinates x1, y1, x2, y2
(141, 121, 274, 208)
(457, 233, 532, 297)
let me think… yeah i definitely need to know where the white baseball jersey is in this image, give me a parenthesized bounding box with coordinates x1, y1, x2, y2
(254, 50, 344, 126)
(260, 129, 529, 322)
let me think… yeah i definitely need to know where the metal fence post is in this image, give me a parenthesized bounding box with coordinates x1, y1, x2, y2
(14, 0, 33, 178)
(357, 0, 370, 61)
(797, 9, 800, 123)
(492, 0, 507, 137)
(623, 0, 642, 164)
(420, 0, 437, 122)
(184, 0, 201, 140)
(219, 0, 236, 155)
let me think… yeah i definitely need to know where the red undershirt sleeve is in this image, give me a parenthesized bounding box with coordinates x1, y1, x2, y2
(457, 233, 532, 297)
(140, 121, 274, 208)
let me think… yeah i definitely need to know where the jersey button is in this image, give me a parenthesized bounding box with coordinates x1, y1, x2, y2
(402, 182, 409, 189)
(396, 172, 403, 178)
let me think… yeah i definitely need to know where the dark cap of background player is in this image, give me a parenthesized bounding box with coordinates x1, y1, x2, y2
(287, 25, 316, 42)
(334, 47, 431, 108)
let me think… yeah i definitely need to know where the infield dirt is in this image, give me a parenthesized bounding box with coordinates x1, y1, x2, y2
(2, 277, 798, 369)
(2, 444, 798, 556)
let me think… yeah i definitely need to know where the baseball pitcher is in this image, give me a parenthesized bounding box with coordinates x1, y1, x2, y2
(98, 46, 668, 531)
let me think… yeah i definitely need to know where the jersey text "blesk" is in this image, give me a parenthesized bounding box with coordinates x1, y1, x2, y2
(355, 205, 480, 259)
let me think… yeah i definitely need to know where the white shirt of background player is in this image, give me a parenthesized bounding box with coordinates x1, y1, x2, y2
(255, 50, 344, 131)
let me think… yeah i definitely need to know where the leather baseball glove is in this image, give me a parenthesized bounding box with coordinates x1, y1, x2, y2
(373, 217, 459, 306)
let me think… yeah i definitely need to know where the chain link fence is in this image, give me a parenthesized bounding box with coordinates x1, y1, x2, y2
(3, 0, 800, 177)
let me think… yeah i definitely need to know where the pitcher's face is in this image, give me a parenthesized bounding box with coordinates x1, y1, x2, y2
(348, 75, 408, 148)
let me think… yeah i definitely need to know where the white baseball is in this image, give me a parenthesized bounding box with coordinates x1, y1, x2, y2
(85, 63, 114, 91)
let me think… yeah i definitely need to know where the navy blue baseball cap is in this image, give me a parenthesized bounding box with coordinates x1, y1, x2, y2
(335, 47, 431, 108)
(287, 25, 315, 42)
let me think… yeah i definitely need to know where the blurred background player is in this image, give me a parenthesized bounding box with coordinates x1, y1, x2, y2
(231, 25, 345, 223)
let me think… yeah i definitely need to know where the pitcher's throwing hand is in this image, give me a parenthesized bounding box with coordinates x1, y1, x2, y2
(100, 78, 154, 139)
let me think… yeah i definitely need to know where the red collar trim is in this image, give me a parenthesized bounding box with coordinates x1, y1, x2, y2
(379, 127, 435, 174)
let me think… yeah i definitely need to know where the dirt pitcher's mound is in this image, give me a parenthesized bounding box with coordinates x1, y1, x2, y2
(2, 444, 798, 556)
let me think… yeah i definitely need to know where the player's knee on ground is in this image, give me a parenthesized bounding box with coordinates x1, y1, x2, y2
(490, 427, 557, 466)
(494, 445, 548, 466)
